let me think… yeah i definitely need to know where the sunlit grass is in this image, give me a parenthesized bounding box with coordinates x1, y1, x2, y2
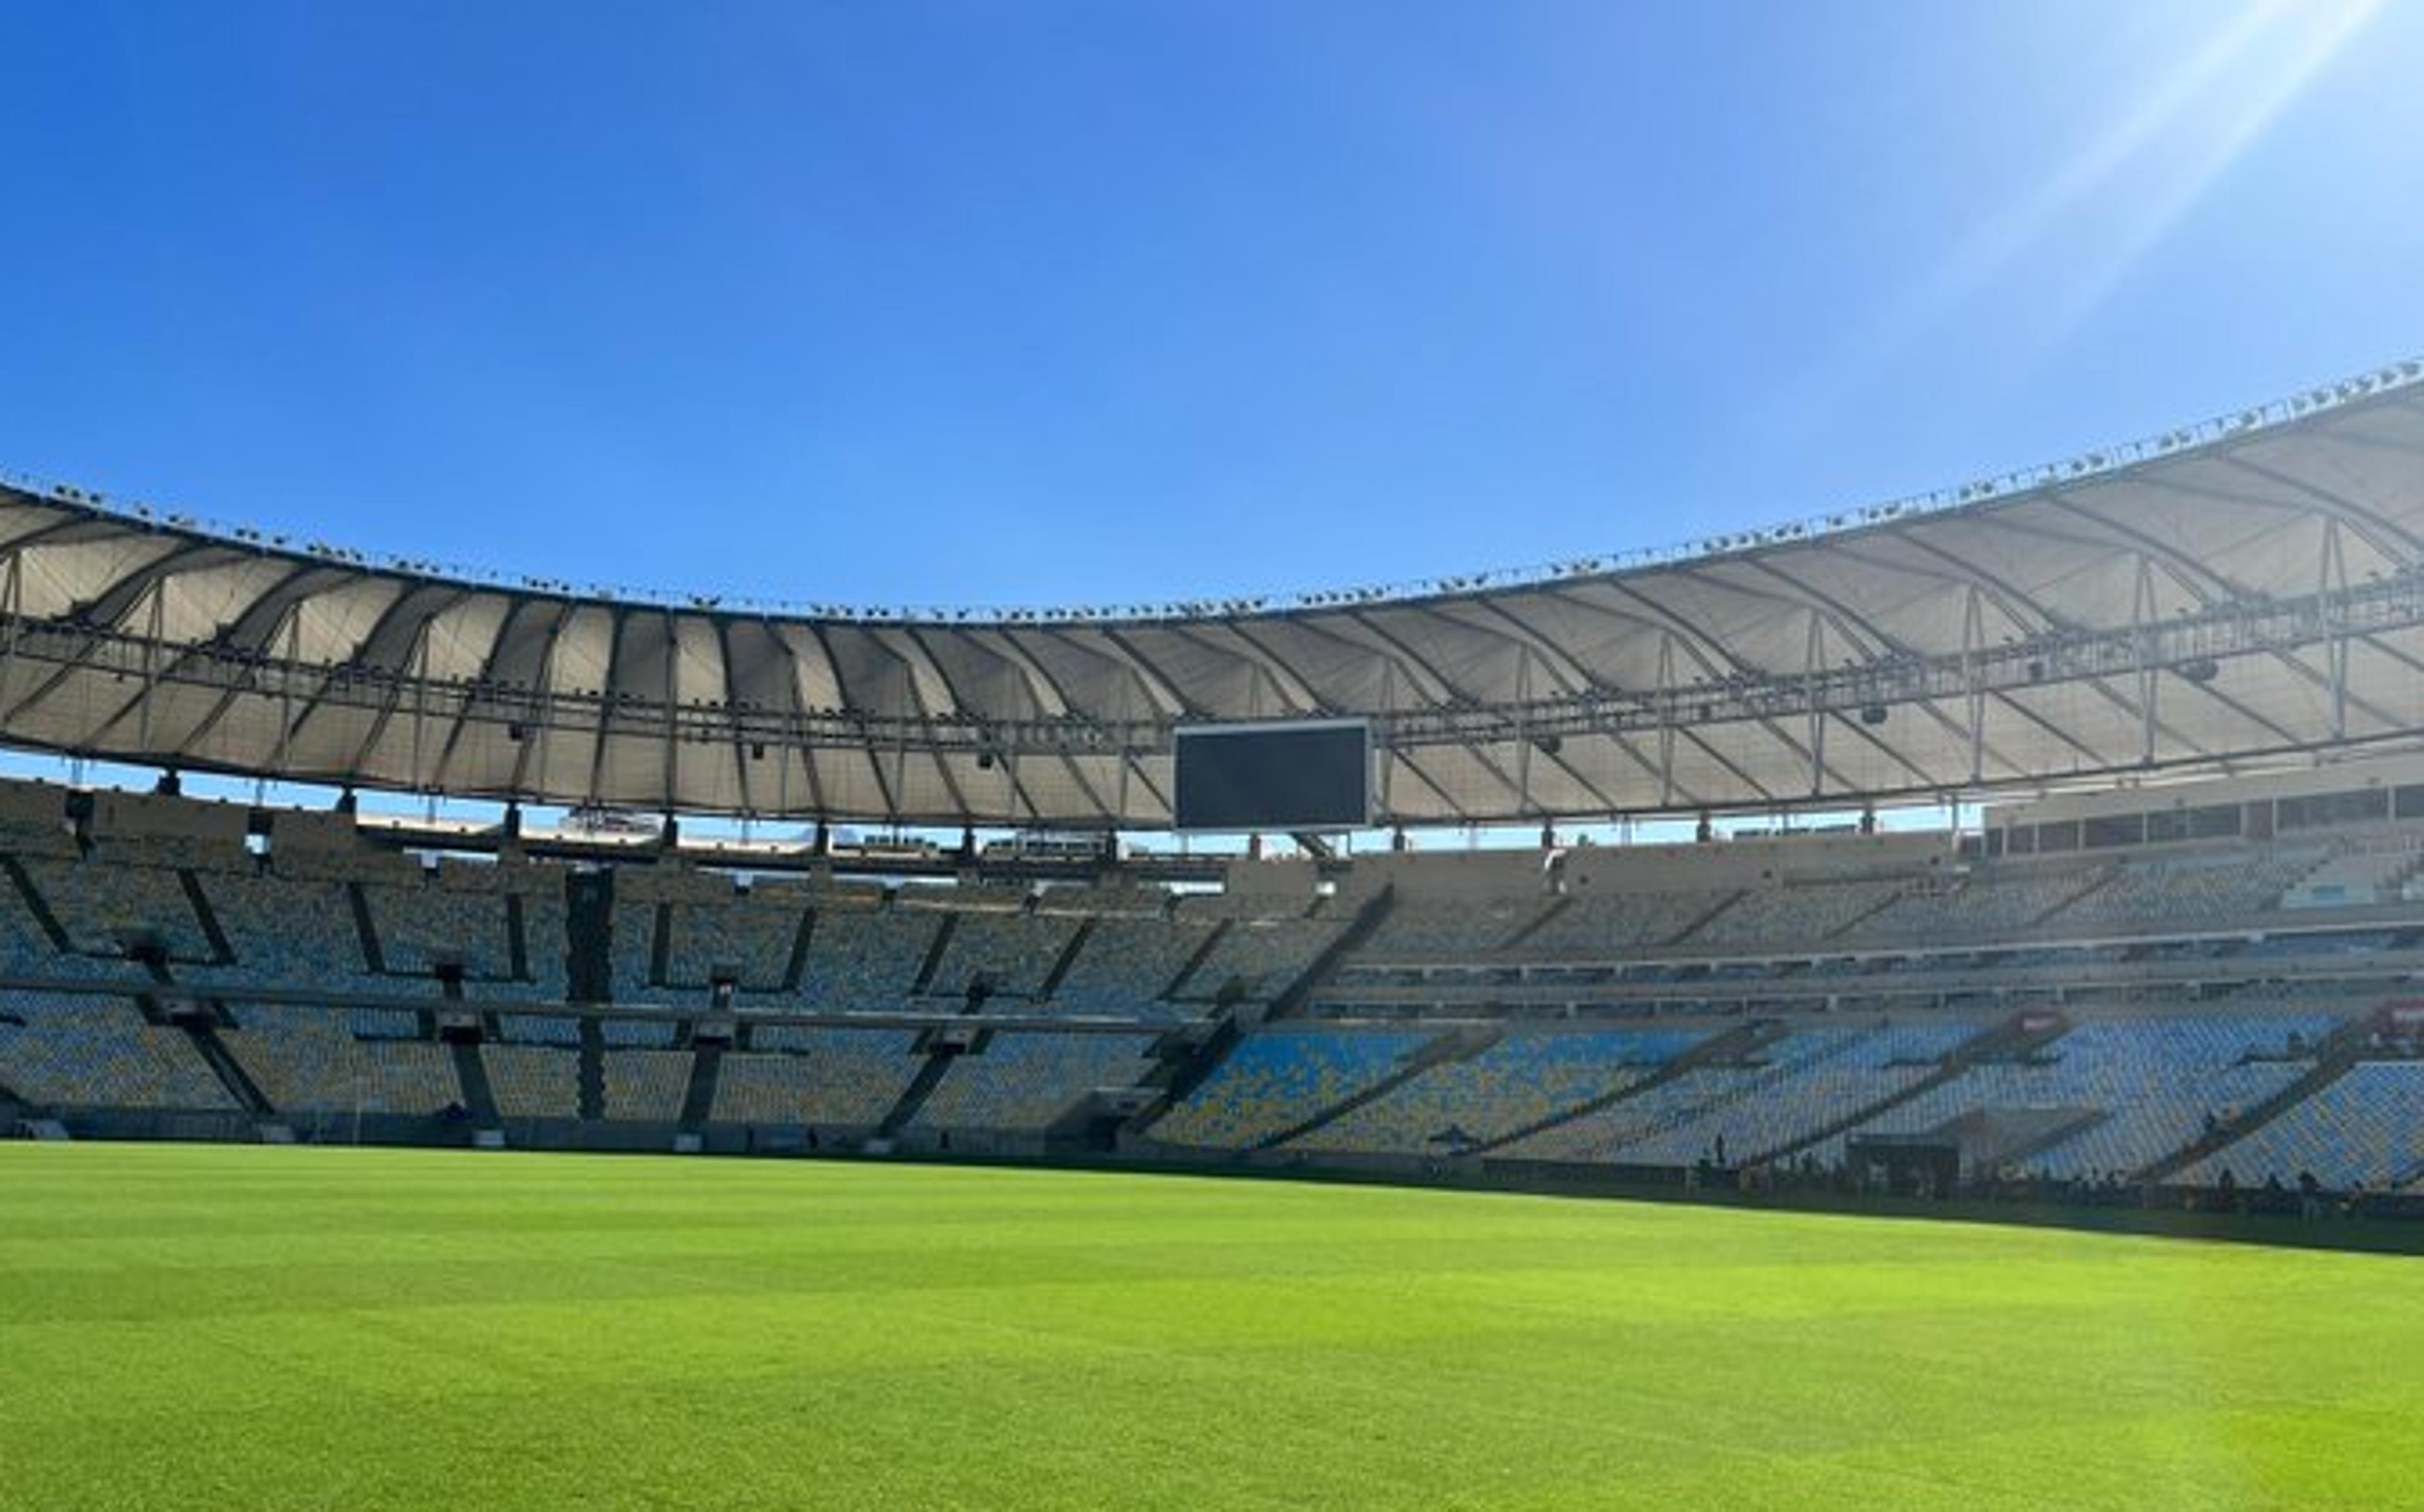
(2, 1144, 2418, 1509)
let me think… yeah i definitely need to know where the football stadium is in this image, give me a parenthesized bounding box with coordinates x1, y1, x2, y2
(9, 6, 2424, 1509)
(6, 362, 2424, 1508)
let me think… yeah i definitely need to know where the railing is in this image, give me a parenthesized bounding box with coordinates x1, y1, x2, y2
(4, 564, 2420, 759)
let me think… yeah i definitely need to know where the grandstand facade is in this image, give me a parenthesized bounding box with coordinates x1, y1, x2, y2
(4, 361, 2424, 1216)
(3, 743, 2423, 1207)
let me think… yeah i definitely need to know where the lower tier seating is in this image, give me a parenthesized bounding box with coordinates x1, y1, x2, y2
(602, 1049, 694, 1121)
(915, 1032, 1158, 1131)
(484, 1045, 579, 1119)
(2178, 1061, 2424, 1191)
(224, 1005, 460, 1115)
(1598, 1020, 1979, 1168)
(1150, 1028, 1434, 1150)
(1286, 1027, 1709, 1155)
(1814, 1014, 2342, 1179)
(708, 1031, 922, 1128)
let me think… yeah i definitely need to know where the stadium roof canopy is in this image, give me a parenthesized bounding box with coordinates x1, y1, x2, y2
(4, 358, 2423, 829)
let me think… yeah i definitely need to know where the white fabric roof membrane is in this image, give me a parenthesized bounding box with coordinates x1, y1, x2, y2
(3, 361, 2421, 827)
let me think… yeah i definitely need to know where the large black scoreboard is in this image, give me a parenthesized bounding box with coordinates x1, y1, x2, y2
(1172, 719, 1372, 832)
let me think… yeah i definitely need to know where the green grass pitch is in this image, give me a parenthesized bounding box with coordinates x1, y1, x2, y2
(3, 1145, 2420, 1510)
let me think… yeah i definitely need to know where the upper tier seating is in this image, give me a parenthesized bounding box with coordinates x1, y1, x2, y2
(788, 911, 941, 1011)
(659, 894, 805, 990)
(1685, 879, 1906, 951)
(1845, 866, 2112, 947)
(186, 870, 369, 990)
(1358, 897, 1552, 958)
(0, 991, 235, 1109)
(15, 857, 212, 959)
(1047, 916, 1216, 1015)
(499, 884, 573, 1004)
(1515, 889, 1735, 957)
(925, 909, 1082, 999)
(360, 876, 515, 978)
(2046, 848, 2330, 933)
(1170, 916, 1342, 1002)
(0, 881, 130, 981)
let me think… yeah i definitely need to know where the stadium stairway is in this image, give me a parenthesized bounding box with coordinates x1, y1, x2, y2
(448, 1039, 502, 1132)
(2134, 1019, 2375, 1183)
(1754, 1013, 2058, 1167)
(876, 981, 991, 1138)
(1987, 1108, 2113, 1172)
(345, 882, 387, 972)
(1162, 919, 1235, 999)
(1036, 918, 1095, 1001)
(1495, 894, 1572, 952)
(779, 907, 816, 993)
(1, 854, 76, 954)
(1829, 885, 1922, 943)
(645, 902, 672, 989)
(504, 892, 532, 983)
(678, 1042, 723, 1133)
(174, 1007, 276, 1119)
(1261, 887, 1399, 1022)
(876, 1049, 958, 1140)
(565, 871, 612, 1003)
(1111, 890, 1406, 1140)
(176, 871, 237, 965)
(911, 913, 959, 995)
(1666, 889, 1751, 948)
(577, 1019, 606, 1121)
(1249, 1024, 1502, 1153)
(2021, 868, 2124, 933)
(1472, 1020, 1782, 1155)
(1116, 1015, 1247, 1142)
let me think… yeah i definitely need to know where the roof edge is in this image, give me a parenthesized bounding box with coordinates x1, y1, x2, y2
(4, 353, 2420, 629)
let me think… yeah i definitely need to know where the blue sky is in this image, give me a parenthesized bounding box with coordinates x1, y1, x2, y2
(1, 0, 2418, 614)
